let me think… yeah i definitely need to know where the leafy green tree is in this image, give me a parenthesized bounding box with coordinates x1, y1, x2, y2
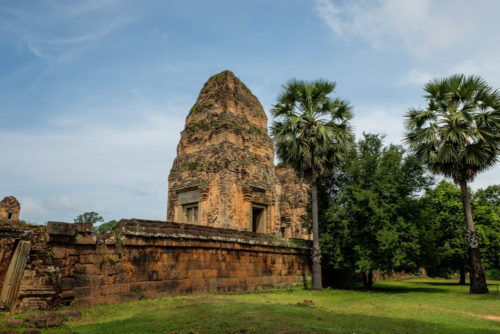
(74, 211, 104, 224)
(419, 181, 468, 284)
(271, 78, 354, 290)
(474, 185, 500, 208)
(97, 220, 119, 234)
(405, 74, 500, 294)
(472, 193, 500, 279)
(419, 181, 500, 282)
(321, 134, 432, 288)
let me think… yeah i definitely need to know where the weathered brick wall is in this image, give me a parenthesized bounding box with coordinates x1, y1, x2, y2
(0, 219, 311, 312)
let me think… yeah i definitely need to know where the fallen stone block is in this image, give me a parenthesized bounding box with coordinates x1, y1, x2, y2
(4, 318, 23, 327)
(23, 330, 40, 334)
(24, 314, 46, 328)
(61, 309, 81, 321)
(46, 312, 64, 327)
(0, 330, 19, 334)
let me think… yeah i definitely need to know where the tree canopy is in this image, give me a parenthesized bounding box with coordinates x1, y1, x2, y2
(320, 133, 432, 288)
(74, 211, 104, 224)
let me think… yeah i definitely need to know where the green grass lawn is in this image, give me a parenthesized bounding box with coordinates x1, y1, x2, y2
(9, 278, 500, 333)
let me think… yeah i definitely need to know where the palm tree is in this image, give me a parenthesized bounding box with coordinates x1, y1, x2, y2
(405, 74, 500, 294)
(271, 78, 354, 290)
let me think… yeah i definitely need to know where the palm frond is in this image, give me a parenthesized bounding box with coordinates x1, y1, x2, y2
(405, 74, 500, 182)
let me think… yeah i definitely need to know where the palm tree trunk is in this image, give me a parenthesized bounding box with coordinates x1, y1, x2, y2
(459, 179, 488, 294)
(311, 179, 322, 290)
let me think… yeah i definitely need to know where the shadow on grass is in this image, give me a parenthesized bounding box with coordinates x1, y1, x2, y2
(331, 280, 500, 296)
(330, 282, 450, 294)
(47, 300, 499, 334)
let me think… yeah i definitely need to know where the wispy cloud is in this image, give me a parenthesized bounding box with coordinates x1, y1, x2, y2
(314, 0, 342, 35)
(25, 19, 125, 63)
(0, 105, 185, 223)
(352, 103, 407, 145)
(399, 69, 434, 86)
(314, 0, 495, 58)
(1, 1, 134, 64)
(314, 0, 500, 90)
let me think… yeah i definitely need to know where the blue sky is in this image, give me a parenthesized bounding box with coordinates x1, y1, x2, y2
(1, 0, 500, 223)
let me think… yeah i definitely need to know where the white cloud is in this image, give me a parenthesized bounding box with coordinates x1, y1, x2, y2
(352, 104, 406, 145)
(20, 198, 48, 224)
(314, 0, 343, 35)
(399, 69, 434, 86)
(0, 107, 185, 223)
(42, 195, 82, 213)
(314, 0, 497, 58)
(316, 0, 500, 90)
(352, 103, 500, 191)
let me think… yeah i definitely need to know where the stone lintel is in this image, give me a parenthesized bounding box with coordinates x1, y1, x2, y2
(117, 219, 310, 250)
(0, 221, 32, 240)
(47, 222, 75, 236)
(178, 190, 200, 205)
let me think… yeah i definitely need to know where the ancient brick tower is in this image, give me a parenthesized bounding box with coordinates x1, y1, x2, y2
(167, 70, 310, 238)
(0, 196, 20, 220)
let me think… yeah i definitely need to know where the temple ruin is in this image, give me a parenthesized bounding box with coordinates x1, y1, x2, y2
(167, 70, 310, 239)
(0, 196, 20, 221)
(0, 71, 312, 313)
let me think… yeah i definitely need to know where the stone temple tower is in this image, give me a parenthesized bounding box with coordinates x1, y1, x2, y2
(0, 196, 20, 221)
(167, 70, 310, 238)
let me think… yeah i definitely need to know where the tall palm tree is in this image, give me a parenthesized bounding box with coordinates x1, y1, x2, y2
(271, 78, 354, 290)
(405, 74, 500, 294)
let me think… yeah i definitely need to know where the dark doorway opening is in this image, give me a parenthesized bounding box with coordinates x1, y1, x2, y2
(7, 212, 12, 220)
(252, 206, 265, 233)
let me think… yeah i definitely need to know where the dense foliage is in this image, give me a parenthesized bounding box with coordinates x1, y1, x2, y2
(96, 219, 119, 234)
(419, 181, 500, 281)
(74, 211, 104, 224)
(319, 134, 432, 288)
(418, 181, 469, 282)
(317, 135, 500, 287)
(74, 212, 118, 234)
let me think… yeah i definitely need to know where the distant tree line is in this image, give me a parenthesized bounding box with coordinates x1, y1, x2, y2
(74, 211, 118, 234)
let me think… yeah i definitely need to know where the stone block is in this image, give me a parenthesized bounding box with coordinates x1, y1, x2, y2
(74, 234, 96, 245)
(61, 309, 81, 321)
(22, 330, 40, 334)
(4, 318, 23, 327)
(59, 290, 75, 300)
(73, 287, 92, 298)
(74, 222, 93, 233)
(0, 330, 19, 334)
(74, 297, 93, 308)
(51, 247, 66, 259)
(61, 277, 76, 291)
(45, 312, 64, 327)
(24, 314, 46, 328)
(47, 222, 75, 236)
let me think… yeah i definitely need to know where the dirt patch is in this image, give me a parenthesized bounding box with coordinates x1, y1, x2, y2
(429, 305, 500, 322)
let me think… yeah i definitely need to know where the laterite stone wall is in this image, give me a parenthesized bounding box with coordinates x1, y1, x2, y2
(0, 219, 311, 311)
